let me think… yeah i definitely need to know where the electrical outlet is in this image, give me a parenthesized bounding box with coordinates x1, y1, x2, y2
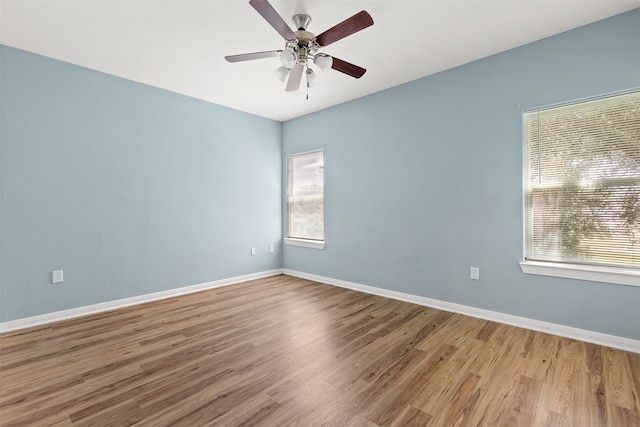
(52, 270, 64, 284)
(269, 244, 274, 253)
(251, 247, 256, 256)
(470, 267, 480, 280)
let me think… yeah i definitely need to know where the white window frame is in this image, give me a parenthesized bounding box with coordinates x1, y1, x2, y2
(284, 150, 325, 250)
(520, 90, 640, 287)
(519, 260, 639, 287)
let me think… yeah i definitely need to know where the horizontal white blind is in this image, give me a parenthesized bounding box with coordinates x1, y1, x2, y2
(287, 151, 324, 241)
(524, 91, 640, 268)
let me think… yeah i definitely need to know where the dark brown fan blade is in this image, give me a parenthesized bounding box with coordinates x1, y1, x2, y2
(249, 0, 296, 40)
(286, 63, 304, 91)
(225, 50, 281, 62)
(331, 57, 366, 79)
(315, 11, 373, 47)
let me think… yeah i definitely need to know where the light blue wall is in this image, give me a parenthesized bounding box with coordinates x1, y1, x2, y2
(283, 10, 640, 340)
(2, 10, 638, 340)
(0, 45, 282, 322)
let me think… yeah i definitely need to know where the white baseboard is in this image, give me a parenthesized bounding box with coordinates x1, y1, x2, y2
(283, 269, 640, 354)
(0, 269, 283, 334)
(4, 268, 638, 354)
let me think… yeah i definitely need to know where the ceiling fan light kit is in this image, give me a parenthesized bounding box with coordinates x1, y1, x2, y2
(274, 66, 289, 82)
(306, 68, 319, 87)
(280, 49, 298, 68)
(225, 0, 373, 97)
(314, 53, 333, 72)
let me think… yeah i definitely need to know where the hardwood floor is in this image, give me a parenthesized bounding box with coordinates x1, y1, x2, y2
(1, 274, 639, 426)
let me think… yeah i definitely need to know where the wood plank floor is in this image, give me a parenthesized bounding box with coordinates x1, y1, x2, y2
(1, 274, 639, 426)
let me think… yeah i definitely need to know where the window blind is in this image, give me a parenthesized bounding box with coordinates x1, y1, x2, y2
(524, 91, 640, 268)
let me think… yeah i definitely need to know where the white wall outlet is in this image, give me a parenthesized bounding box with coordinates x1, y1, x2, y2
(269, 244, 274, 253)
(251, 247, 256, 256)
(470, 267, 480, 280)
(52, 270, 64, 284)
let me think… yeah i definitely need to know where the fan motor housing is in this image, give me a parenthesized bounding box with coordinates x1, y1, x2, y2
(294, 29, 315, 43)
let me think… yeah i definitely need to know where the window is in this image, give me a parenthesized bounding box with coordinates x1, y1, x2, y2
(522, 91, 640, 285)
(285, 151, 324, 249)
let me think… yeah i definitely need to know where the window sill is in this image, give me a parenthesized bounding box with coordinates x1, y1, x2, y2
(284, 238, 325, 250)
(520, 260, 639, 287)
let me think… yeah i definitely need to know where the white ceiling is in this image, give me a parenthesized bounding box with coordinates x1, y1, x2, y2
(1, 0, 638, 122)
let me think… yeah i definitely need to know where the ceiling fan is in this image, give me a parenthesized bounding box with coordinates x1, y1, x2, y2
(225, 0, 374, 95)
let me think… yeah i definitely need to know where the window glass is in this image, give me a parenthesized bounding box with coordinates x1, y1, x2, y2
(287, 151, 324, 241)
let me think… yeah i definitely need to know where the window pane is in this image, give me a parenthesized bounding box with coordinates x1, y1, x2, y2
(287, 151, 324, 241)
(524, 91, 640, 268)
